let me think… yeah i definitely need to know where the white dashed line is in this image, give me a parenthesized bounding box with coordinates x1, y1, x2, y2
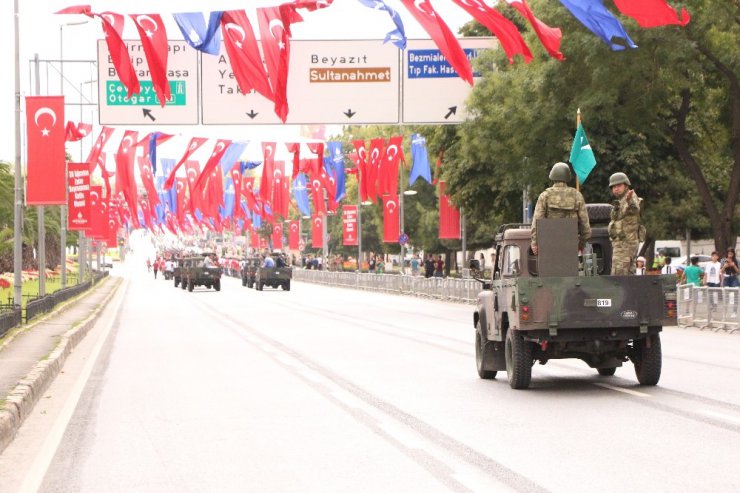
(593, 383, 652, 397)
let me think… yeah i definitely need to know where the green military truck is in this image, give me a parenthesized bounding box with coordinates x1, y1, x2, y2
(474, 213, 677, 389)
(255, 254, 292, 291)
(173, 258, 186, 288)
(241, 257, 261, 288)
(181, 254, 223, 292)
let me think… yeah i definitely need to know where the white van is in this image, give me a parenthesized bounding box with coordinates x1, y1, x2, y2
(654, 240, 682, 265)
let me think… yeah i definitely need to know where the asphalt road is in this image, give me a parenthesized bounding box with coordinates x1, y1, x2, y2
(2, 262, 740, 492)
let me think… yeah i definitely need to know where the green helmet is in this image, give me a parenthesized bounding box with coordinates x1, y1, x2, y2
(548, 162, 572, 182)
(608, 172, 631, 188)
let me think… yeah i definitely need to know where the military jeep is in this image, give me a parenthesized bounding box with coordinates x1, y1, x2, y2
(182, 254, 223, 292)
(255, 254, 292, 291)
(474, 213, 676, 390)
(241, 257, 261, 288)
(173, 257, 187, 288)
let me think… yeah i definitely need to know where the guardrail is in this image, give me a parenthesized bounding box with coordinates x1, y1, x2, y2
(293, 270, 481, 303)
(0, 307, 21, 338)
(677, 284, 739, 332)
(24, 270, 109, 323)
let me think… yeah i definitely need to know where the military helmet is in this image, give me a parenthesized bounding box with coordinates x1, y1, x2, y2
(609, 172, 631, 188)
(548, 162, 572, 182)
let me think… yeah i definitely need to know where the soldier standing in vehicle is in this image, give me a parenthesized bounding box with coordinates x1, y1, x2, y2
(531, 162, 591, 255)
(608, 172, 645, 275)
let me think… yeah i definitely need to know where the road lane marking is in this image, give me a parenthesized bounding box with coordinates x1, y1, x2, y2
(378, 421, 424, 449)
(593, 383, 652, 397)
(701, 410, 740, 425)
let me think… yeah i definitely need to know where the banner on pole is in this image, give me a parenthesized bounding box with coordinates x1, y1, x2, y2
(26, 96, 66, 204)
(67, 163, 91, 231)
(342, 205, 358, 246)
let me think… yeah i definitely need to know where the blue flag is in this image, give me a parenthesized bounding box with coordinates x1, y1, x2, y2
(327, 141, 346, 202)
(252, 211, 262, 229)
(569, 123, 598, 184)
(409, 134, 432, 186)
(148, 132, 162, 174)
(293, 174, 311, 217)
(558, 0, 637, 51)
(240, 161, 262, 173)
(356, 0, 407, 49)
(219, 141, 248, 173)
(159, 159, 177, 215)
(173, 12, 224, 55)
(221, 177, 235, 220)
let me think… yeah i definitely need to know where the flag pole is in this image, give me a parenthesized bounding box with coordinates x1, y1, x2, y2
(575, 108, 581, 192)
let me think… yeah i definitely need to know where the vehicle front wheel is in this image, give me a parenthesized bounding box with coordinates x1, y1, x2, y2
(241, 276, 247, 287)
(475, 325, 497, 380)
(597, 367, 617, 376)
(634, 334, 662, 386)
(505, 329, 533, 389)
(283, 281, 291, 291)
(187, 279, 194, 292)
(174, 278, 179, 288)
(257, 282, 263, 291)
(214, 279, 221, 291)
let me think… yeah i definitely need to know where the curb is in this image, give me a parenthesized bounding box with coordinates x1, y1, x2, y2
(0, 277, 123, 454)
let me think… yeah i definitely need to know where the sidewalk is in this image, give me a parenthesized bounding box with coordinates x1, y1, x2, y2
(0, 275, 122, 453)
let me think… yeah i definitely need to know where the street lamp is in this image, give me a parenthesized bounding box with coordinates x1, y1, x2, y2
(399, 189, 417, 274)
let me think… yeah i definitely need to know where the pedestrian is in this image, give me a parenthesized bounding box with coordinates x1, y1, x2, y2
(608, 172, 645, 275)
(410, 254, 420, 276)
(434, 255, 444, 278)
(652, 249, 666, 271)
(661, 257, 677, 275)
(153, 257, 159, 279)
(531, 162, 591, 255)
(424, 254, 434, 278)
(635, 256, 647, 275)
(479, 253, 486, 271)
(721, 248, 739, 287)
(704, 251, 722, 287)
(369, 255, 376, 274)
(146, 258, 151, 272)
(683, 256, 704, 287)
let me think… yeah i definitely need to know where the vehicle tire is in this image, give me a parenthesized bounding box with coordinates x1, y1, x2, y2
(587, 203, 613, 225)
(257, 282, 263, 291)
(597, 367, 617, 376)
(214, 279, 221, 291)
(284, 281, 291, 291)
(248, 280, 254, 289)
(174, 278, 179, 288)
(187, 279, 194, 292)
(505, 329, 533, 389)
(181, 279, 187, 290)
(241, 276, 247, 287)
(205, 284, 211, 290)
(634, 333, 662, 386)
(475, 325, 497, 380)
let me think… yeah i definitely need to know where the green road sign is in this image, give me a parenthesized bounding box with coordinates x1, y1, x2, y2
(105, 80, 187, 106)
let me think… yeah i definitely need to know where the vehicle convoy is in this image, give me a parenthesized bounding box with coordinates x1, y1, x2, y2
(181, 254, 223, 292)
(241, 257, 261, 288)
(474, 210, 677, 389)
(255, 253, 292, 291)
(173, 258, 185, 288)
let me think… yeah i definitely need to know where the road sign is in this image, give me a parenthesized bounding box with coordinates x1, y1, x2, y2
(402, 38, 495, 125)
(399, 233, 409, 246)
(97, 40, 199, 125)
(298, 238, 306, 252)
(201, 40, 400, 125)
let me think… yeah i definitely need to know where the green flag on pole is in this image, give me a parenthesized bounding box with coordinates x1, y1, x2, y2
(569, 123, 597, 184)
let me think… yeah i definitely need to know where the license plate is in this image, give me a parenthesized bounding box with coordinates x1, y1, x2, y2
(597, 299, 612, 307)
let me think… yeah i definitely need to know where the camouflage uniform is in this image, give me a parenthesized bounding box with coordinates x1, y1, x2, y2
(531, 182, 591, 251)
(609, 191, 643, 275)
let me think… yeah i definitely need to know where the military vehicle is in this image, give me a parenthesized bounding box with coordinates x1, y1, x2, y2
(173, 258, 186, 288)
(474, 211, 676, 389)
(255, 253, 292, 291)
(181, 254, 223, 292)
(240, 257, 261, 288)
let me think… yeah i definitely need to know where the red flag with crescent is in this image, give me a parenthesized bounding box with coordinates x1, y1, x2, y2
(130, 13, 170, 107)
(309, 172, 327, 216)
(272, 222, 284, 249)
(88, 185, 107, 238)
(311, 214, 324, 248)
(505, 0, 564, 61)
(86, 126, 114, 170)
(185, 160, 202, 213)
(398, 0, 474, 83)
(286, 142, 301, 179)
(307, 142, 324, 175)
(367, 138, 386, 203)
(272, 160, 289, 219)
(193, 139, 232, 193)
(353, 140, 368, 202)
(439, 181, 461, 239)
(26, 96, 66, 205)
(260, 142, 277, 202)
(288, 220, 300, 249)
(114, 130, 139, 227)
(65, 121, 92, 142)
(382, 194, 400, 243)
(99, 12, 141, 98)
(230, 164, 243, 218)
(164, 137, 208, 190)
(137, 156, 160, 211)
(379, 135, 404, 197)
(257, 6, 292, 121)
(175, 177, 188, 223)
(221, 10, 274, 102)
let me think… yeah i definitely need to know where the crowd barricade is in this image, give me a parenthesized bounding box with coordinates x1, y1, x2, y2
(677, 284, 739, 333)
(292, 270, 480, 304)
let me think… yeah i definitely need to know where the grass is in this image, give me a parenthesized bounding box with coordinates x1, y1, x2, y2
(0, 275, 81, 308)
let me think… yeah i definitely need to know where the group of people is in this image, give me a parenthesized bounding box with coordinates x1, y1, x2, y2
(147, 256, 174, 279)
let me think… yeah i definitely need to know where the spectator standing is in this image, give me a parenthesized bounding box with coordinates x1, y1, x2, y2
(683, 257, 704, 286)
(434, 255, 444, 278)
(661, 257, 677, 275)
(704, 251, 722, 287)
(424, 254, 434, 278)
(410, 254, 420, 276)
(368, 256, 376, 274)
(635, 257, 647, 275)
(153, 257, 160, 279)
(479, 253, 486, 271)
(721, 248, 739, 287)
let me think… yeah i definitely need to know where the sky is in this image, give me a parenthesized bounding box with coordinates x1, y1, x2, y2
(0, 0, 475, 167)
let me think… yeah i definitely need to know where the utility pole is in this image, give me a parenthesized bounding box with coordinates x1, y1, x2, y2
(34, 54, 47, 297)
(13, 0, 23, 307)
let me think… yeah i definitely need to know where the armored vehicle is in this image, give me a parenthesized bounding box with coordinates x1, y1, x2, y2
(241, 257, 261, 288)
(255, 254, 292, 291)
(173, 257, 187, 288)
(182, 254, 223, 292)
(474, 213, 676, 389)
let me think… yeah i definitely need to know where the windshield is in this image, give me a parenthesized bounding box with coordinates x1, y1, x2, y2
(660, 247, 681, 258)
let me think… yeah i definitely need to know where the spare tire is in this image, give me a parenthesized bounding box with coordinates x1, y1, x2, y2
(587, 203, 612, 225)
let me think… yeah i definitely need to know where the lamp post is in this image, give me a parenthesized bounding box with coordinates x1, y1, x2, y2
(77, 79, 96, 283)
(399, 189, 417, 275)
(13, 0, 23, 307)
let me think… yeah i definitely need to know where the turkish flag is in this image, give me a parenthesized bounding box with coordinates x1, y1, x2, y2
(309, 172, 327, 216)
(95, 152, 113, 198)
(193, 139, 232, 191)
(139, 198, 154, 231)
(136, 156, 160, 211)
(439, 181, 461, 239)
(379, 135, 404, 197)
(26, 96, 66, 205)
(451, 0, 532, 64)
(86, 127, 115, 171)
(185, 160, 202, 213)
(353, 140, 368, 202)
(343, 205, 358, 246)
(99, 12, 141, 98)
(164, 137, 208, 190)
(175, 177, 188, 223)
(114, 130, 139, 228)
(230, 164, 243, 218)
(65, 121, 92, 142)
(130, 14, 171, 107)
(506, 0, 564, 61)
(612, 0, 690, 28)
(107, 198, 119, 245)
(272, 222, 284, 249)
(257, 7, 292, 121)
(288, 220, 300, 249)
(367, 138, 386, 202)
(204, 165, 224, 219)
(307, 142, 324, 175)
(286, 142, 301, 179)
(67, 163, 91, 231)
(242, 177, 260, 215)
(311, 214, 324, 248)
(221, 10, 274, 102)
(260, 142, 277, 202)
(399, 0, 474, 84)
(272, 161, 289, 219)
(89, 185, 106, 239)
(382, 194, 400, 243)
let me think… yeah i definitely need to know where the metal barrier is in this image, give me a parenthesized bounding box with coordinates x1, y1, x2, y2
(293, 270, 481, 304)
(23, 270, 108, 323)
(0, 307, 22, 338)
(677, 284, 740, 332)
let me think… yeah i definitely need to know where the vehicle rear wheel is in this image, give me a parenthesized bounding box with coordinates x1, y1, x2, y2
(181, 279, 187, 290)
(597, 367, 617, 376)
(505, 329, 533, 389)
(634, 334, 661, 385)
(283, 281, 291, 291)
(214, 279, 221, 291)
(187, 279, 194, 292)
(174, 278, 179, 288)
(241, 276, 247, 287)
(257, 282, 263, 291)
(475, 325, 497, 380)
(248, 280, 254, 289)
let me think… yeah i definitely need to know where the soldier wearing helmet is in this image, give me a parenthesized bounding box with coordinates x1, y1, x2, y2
(608, 172, 645, 275)
(531, 162, 591, 255)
